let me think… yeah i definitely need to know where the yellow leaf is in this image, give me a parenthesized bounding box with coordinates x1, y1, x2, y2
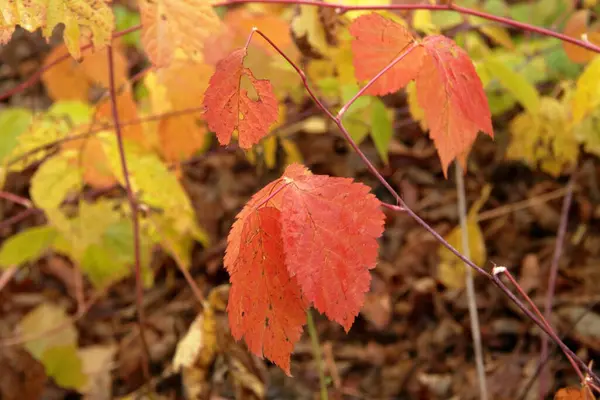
(99, 132, 198, 235)
(8, 101, 93, 171)
(19, 303, 78, 359)
(575, 106, 600, 157)
(42, 345, 88, 390)
(30, 153, 82, 211)
(572, 56, 600, 124)
(437, 185, 491, 289)
(1, 0, 114, 58)
(406, 81, 427, 131)
(281, 138, 303, 166)
(508, 97, 578, 176)
(324, 0, 391, 19)
(484, 56, 540, 113)
(139, 0, 223, 67)
(291, 5, 329, 55)
(413, 10, 439, 35)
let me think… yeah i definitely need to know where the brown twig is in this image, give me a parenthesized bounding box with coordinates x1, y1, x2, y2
(540, 178, 576, 397)
(107, 45, 151, 384)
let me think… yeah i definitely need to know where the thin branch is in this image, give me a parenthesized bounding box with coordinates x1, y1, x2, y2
(498, 267, 585, 383)
(7, 105, 205, 168)
(337, 41, 419, 118)
(0, 25, 142, 102)
(306, 309, 329, 400)
(540, 178, 575, 397)
(107, 45, 151, 383)
(214, 0, 600, 53)
(0, 208, 42, 232)
(250, 28, 600, 389)
(0, 191, 33, 208)
(455, 163, 488, 400)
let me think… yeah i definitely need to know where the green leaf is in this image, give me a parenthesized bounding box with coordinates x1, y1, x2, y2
(113, 5, 141, 47)
(47, 101, 93, 125)
(370, 99, 393, 164)
(0, 225, 57, 269)
(42, 345, 88, 390)
(30, 154, 82, 210)
(484, 56, 540, 113)
(0, 108, 32, 163)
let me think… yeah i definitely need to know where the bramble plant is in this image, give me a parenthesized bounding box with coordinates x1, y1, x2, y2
(1, 0, 600, 398)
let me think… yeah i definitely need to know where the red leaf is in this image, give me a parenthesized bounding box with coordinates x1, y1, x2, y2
(417, 35, 494, 176)
(227, 207, 307, 375)
(280, 164, 385, 331)
(225, 163, 385, 372)
(350, 13, 494, 176)
(350, 13, 425, 96)
(203, 48, 279, 148)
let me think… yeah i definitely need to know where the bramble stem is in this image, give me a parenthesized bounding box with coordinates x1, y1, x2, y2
(214, 0, 600, 53)
(540, 178, 575, 398)
(306, 309, 329, 400)
(250, 28, 600, 390)
(498, 268, 585, 383)
(455, 163, 488, 400)
(107, 45, 151, 384)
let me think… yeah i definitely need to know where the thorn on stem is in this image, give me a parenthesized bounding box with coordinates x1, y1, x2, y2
(492, 265, 507, 275)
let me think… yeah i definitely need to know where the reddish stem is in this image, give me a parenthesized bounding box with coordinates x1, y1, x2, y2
(107, 45, 151, 383)
(250, 28, 600, 389)
(499, 267, 585, 384)
(0, 191, 33, 208)
(214, 0, 600, 53)
(540, 178, 575, 397)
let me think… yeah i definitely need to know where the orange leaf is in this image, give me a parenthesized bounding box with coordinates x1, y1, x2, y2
(95, 87, 146, 146)
(62, 136, 117, 189)
(280, 164, 385, 330)
(42, 46, 91, 101)
(42, 44, 129, 101)
(158, 115, 206, 163)
(223, 9, 292, 56)
(349, 13, 425, 96)
(562, 10, 600, 64)
(416, 35, 493, 176)
(227, 207, 307, 375)
(554, 386, 596, 400)
(139, 0, 223, 67)
(350, 13, 493, 176)
(203, 48, 279, 148)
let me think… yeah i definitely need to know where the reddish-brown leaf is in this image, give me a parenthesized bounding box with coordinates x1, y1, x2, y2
(417, 35, 493, 176)
(349, 13, 425, 96)
(350, 13, 493, 176)
(279, 164, 385, 331)
(227, 207, 307, 375)
(203, 48, 279, 148)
